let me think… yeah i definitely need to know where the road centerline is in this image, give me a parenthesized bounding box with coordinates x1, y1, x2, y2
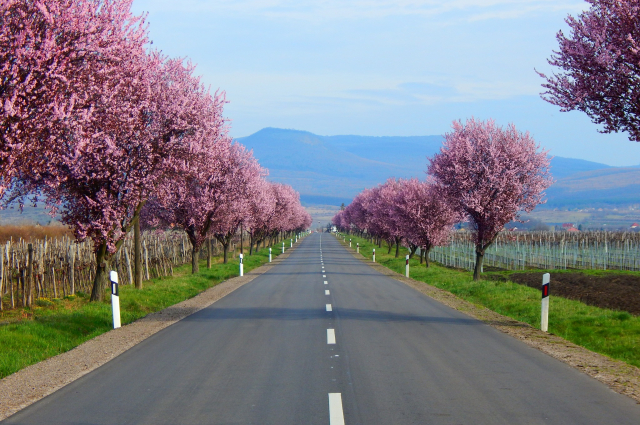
(328, 393, 346, 425)
(327, 329, 336, 344)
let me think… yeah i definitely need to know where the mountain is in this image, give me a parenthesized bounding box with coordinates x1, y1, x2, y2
(548, 157, 612, 180)
(237, 128, 432, 201)
(1, 128, 636, 225)
(238, 127, 639, 208)
(545, 168, 640, 208)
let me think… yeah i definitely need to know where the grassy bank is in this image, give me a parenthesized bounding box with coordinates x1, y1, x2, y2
(338, 234, 640, 368)
(0, 243, 289, 379)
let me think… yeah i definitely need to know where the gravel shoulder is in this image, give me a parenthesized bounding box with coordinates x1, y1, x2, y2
(343, 241, 640, 404)
(0, 247, 298, 421)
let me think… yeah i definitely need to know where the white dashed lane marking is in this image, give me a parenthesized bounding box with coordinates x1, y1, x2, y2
(329, 393, 345, 425)
(327, 329, 336, 344)
(326, 304, 332, 312)
(325, 290, 330, 295)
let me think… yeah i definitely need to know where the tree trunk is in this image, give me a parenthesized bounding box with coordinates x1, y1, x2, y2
(90, 244, 110, 302)
(419, 248, 424, 264)
(473, 248, 484, 281)
(191, 246, 200, 274)
(394, 237, 401, 258)
(409, 245, 417, 259)
(134, 217, 143, 289)
(207, 238, 212, 269)
(387, 240, 392, 254)
(222, 242, 230, 264)
(249, 234, 254, 255)
(424, 245, 432, 268)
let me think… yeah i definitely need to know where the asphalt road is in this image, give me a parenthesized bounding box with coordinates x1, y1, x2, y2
(3, 233, 640, 424)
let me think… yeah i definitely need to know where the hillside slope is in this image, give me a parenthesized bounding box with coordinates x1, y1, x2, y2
(238, 128, 636, 207)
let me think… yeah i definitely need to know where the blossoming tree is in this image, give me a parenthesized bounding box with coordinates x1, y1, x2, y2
(428, 118, 553, 280)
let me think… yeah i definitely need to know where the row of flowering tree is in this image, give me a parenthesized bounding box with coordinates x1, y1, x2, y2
(333, 118, 553, 280)
(0, 0, 311, 301)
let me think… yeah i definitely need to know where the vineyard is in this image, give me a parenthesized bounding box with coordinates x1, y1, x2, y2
(429, 231, 640, 272)
(0, 231, 249, 311)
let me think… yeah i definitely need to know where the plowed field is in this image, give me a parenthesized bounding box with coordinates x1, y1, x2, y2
(508, 272, 640, 316)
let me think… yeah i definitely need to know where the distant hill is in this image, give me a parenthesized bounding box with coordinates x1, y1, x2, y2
(548, 157, 612, 180)
(1, 127, 637, 226)
(545, 168, 640, 208)
(238, 127, 639, 208)
(237, 128, 426, 198)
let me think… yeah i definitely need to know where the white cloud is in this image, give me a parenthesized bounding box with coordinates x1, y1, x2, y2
(136, 0, 585, 21)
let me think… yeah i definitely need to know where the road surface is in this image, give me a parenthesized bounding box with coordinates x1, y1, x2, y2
(3, 233, 640, 424)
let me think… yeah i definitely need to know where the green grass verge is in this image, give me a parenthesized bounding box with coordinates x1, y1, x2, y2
(0, 242, 291, 379)
(339, 234, 640, 368)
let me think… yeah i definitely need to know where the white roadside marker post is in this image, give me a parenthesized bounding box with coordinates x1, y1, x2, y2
(405, 254, 410, 277)
(356, 243, 359, 253)
(290, 238, 293, 247)
(269, 247, 272, 262)
(239, 253, 244, 277)
(541, 273, 550, 332)
(282, 242, 285, 253)
(110, 271, 121, 329)
(349, 239, 351, 248)
(372, 248, 376, 263)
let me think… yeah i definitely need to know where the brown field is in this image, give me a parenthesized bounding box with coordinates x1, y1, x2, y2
(0, 225, 73, 244)
(508, 272, 640, 315)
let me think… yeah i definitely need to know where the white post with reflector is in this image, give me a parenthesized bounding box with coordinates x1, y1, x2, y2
(349, 239, 351, 248)
(110, 271, 121, 329)
(356, 243, 359, 253)
(239, 253, 244, 277)
(405, 255, 410, 277)
(269, 247, 272, 262)
(372, 248, 376, 263)
(541, 273, 550, 332)
(290, 238, 293, 247)
(282, 242, 285, 253)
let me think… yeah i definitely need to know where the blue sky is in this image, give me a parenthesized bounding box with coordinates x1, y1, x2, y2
(131, 0, 640, 166)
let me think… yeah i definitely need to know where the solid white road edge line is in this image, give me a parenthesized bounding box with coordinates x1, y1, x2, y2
(326, 304, 332, 312)
(327, 329, 336, 344)
(328, 393, 346, 425)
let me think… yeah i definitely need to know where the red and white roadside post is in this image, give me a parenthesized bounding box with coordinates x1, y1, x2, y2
(405, 255, 410, 277)
(269, 247, 272, 262)
(372, 248, 376, 263)
(541, 273, 550, 332)
(239, 253, 244, 277)
(349, 239, 352, 248)
(356, 243, 359, 253)
(110, 271, 121, 329)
